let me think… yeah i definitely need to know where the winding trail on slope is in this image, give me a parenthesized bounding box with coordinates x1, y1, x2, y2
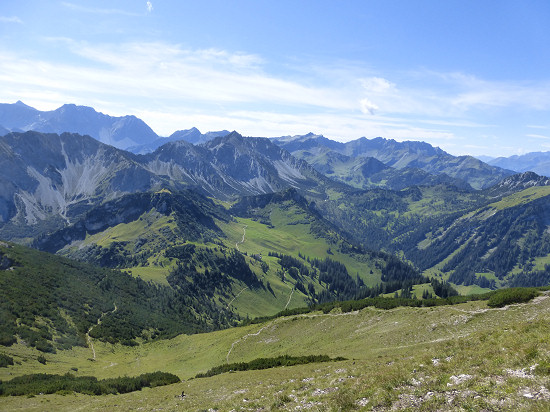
(224, 309, 365, 364)
(226, 322, 274, 363)
(86, 303, 118, 360)
(226, 286, 249, 309)
(226, 225, 250, 309)
(284, 287, 295, 310)
(235, 225, 248, 251)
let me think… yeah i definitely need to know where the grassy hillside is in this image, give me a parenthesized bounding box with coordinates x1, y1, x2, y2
(317, 183, 550, 291)
(0, 241, 235, 353)
(1, 289, 548, 410)
(416, 187, 550, 289)
(44, 189, 425, 319)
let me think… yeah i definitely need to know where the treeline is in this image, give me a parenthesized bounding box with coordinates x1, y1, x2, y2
(167, 245, 262, 295)
(0, 354, 14, 367)
(35, 189, 229, 261)
(195, 355, 346, 379)
(0, 243, 235, 352)
(508, 264, 550, 287)
(0, 371, 180, 396)
(441, 200, 550, 287)
(271, 251, 444, 305)
(270, 252, 363, 303)
(269, 252, 313, 279)
(353, 256, 456, 301)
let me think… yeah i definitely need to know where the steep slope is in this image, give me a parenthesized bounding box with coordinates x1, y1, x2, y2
(0, 101, 39, 130)
(0, 131, 347, 242)
(273, 134, 514, 189)
(486, 171, 550, 197)
(287, 143, 471, 191)
(170, 128, 230, 145)
(33, 189, 228, 256)
(35, 188, 425, 317)
(316, 172, 550, 289)
(0, 131, 176, 242)
(342, 137, 512, 189)
(143, 131, 346, 200)
(0, 241, 235, 353)
(0, 102, 158, 150)
(418, 184, 550, 288)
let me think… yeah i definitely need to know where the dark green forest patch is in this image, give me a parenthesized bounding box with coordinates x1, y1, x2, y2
(0, 371, 180, 396)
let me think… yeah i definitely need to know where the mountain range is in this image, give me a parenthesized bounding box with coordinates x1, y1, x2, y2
(487, 151, 550, 178)
(0, 101, 228, 153)
(0, 102, 550, 287)
(1, 102, 550, 300)
(2, 101, 550, 178)
(0, 130, 346, 242)
(272, 133, 515, 190)
(1, 102, 550, 410)
(2, 127, 550, 294)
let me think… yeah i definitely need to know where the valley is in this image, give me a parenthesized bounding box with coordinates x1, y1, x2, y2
(1, 105, 550, 410)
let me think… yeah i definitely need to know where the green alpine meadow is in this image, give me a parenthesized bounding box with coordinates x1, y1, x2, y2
(1, 128, 550, 410)
(2, 2, 550, 410)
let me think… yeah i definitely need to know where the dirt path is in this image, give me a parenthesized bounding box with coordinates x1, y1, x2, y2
(226, 286, 249, 309)
(226, 322, 274, 363)
(224, 308, 364, 363)
(284, 287, 295, 310)
(86, 303, 117, 360)
(227, 224, 249, 309)
(235, 225, 247, 251)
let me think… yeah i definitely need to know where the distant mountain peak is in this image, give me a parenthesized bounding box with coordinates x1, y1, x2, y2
(15, 100, 34, 108)
(488, 151, 550, 177)
(0, 102, 158, 150)
(226, 130, 242, 138)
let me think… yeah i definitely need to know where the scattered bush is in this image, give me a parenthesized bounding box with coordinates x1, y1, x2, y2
(0, 353, 14, 367)
(0, 333, 16, 347)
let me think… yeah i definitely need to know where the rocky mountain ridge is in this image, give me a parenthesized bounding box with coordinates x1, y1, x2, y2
(0, 130, 339, 241)
(272, 133, 514, 189)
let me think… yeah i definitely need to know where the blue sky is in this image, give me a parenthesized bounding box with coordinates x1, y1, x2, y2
(1, 1, 549, 157)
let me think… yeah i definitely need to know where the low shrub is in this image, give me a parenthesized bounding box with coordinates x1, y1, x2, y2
(0, 371, 180, 396)
(195, 354, 346, 378)
(487, 288, 538, 308)
(0, 353, 14, 367)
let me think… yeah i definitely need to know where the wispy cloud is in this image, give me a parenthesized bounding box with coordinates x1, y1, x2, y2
(527, 134, 550, 140)
(443, 73, 550, 111)
(61, 2, 140, 17)
(1, 39, 549, 157)
(0, 16, 23, 24)
(146, 2, 153, 13)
